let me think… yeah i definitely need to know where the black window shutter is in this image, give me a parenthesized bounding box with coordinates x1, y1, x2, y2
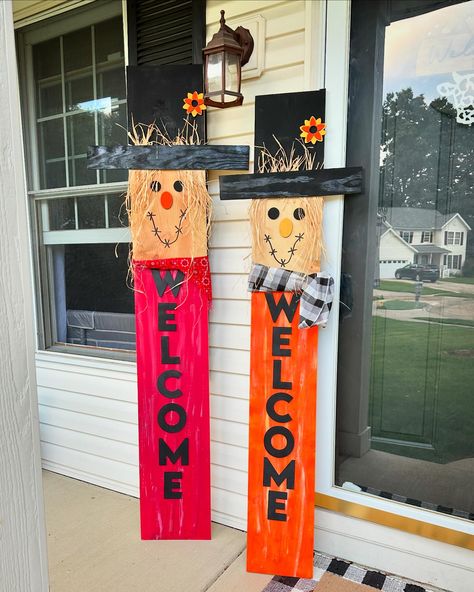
(444, 231, 448, 245)
(127, 0, 206, 66)
(461, 232, 464, 245)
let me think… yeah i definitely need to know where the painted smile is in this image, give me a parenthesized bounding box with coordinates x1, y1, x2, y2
(146, 208, 187, 248)
(264, 233, 305, 267)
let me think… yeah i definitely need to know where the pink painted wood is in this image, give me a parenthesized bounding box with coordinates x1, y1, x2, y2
(134, 266, 211, 539)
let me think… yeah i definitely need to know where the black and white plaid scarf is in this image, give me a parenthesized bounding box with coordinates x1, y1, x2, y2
(248, 263, 334, 329)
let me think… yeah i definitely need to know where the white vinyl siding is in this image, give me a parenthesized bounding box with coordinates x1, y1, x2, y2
(34, 0, 318, 531)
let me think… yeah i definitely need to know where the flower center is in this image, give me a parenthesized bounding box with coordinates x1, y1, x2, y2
(191, 100, 199, 107)
(309, 125, 318, 134)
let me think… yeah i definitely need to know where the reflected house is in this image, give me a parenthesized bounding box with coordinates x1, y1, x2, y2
(378, 207, 471, 279)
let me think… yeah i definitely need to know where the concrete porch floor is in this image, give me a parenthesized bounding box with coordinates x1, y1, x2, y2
(42, 470, 272, 592)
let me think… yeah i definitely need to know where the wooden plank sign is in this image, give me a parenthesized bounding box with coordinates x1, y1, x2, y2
(218, 89, 363, 577)
(134, 264, 211, 539)
(87, 144, 250, 171)
(247, 291, 318, 576)
(87, 64, 250, 541)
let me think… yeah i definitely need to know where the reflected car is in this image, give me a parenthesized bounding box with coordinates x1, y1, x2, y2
(394, 264, 439, 282)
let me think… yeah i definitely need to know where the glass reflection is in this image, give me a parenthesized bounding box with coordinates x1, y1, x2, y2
(337, 1, 474, 520)
(32, 16, 126, 189)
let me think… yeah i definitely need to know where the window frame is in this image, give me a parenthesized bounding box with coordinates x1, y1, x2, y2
(421, 231, 433, 243)
(17, 0, 131, 354)
(400, 230, 414, 243)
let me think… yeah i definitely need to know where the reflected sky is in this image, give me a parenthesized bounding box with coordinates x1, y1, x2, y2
(384, 1, 474, 102)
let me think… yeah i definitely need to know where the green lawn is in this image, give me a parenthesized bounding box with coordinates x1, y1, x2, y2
(380, 300, 425, 310)
(378, 280, 449, 295)
(378, 280, 474, 299)
(441, 277, 474, 285)
(370, 317, 474, 463)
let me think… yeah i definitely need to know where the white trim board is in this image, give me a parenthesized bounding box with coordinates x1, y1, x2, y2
(0, 2, 48, 589)
(315, 508, 474, 592)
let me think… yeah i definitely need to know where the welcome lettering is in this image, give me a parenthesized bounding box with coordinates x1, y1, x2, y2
(247, 291, 318, 576)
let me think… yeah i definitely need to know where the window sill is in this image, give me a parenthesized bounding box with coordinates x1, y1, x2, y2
(36, 345, 137, 374)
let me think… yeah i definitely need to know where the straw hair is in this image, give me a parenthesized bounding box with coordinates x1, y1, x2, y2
(249, 138, 324, 274)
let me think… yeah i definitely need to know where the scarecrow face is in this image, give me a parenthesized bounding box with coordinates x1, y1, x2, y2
(131, 169, 208, 261)
(251, 197, 322, 275)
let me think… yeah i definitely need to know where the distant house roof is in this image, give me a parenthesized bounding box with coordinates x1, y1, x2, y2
(380, 228, 417, 252)
(382, 207, 471, 231)
(412, 245, 450, 254)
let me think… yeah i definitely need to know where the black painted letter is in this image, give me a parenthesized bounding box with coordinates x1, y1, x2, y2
(164, 471, 183, 499)
(263, 458, 295, 489)
(272, 327, 292, 357)
(158, 303, 177, 331)
(263, 426, 294, 458)
(161, 335, 180, 364)
(272, 359, 292, 390)
(265, 293, 299, 323)
(157, 369, 182, 398)
(159, 438, 189, 465)
(266, 392, 293, 423)
(267, 490, 287, 521)
(158, 403, 187, 433)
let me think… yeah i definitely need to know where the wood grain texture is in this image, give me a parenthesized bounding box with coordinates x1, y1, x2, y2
(247, 293, 318, 578)
(87, 144, 250, 171)
(134, 267, 211, 539)
(0, 2, 48, 589)
(219, 167, 363, 199)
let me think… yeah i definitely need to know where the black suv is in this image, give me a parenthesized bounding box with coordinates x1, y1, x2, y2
(394, 264, 439, 282)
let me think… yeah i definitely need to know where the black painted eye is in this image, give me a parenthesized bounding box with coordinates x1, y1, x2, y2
(268, 207, 280, 220)
(173, 180, 183, 192)
(294, 207, 305, 220)
(150, 180, 161, 192)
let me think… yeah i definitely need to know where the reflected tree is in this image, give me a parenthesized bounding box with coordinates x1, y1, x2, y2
(379, 88, 474, 271)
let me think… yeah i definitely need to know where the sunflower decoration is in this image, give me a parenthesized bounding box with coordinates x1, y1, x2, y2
(183, 91, 207, 117)
(299, 115, 326, 144)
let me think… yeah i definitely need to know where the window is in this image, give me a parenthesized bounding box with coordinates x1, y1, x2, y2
(445, 231, 464, 245)
(19, 1, 205, 356)
(445, 255, 463, 270)
(20, 2, 133, 353)
(339, 0, 474, 525)
(399, 230, 413, 243)
(421, 231, 432, 243)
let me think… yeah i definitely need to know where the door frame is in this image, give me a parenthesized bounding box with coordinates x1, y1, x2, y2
(314, 0, 474, 549)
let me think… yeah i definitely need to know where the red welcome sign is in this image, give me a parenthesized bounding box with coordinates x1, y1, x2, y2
(134, 265, 211, 539)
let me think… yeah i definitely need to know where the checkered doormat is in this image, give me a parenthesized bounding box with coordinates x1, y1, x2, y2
(262, 552, 435, 592)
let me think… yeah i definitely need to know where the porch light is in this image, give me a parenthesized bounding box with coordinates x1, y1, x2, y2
(203, 10, 254, 109)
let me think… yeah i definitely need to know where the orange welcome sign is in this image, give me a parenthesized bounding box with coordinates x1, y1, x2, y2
(247, 291, 318, 578)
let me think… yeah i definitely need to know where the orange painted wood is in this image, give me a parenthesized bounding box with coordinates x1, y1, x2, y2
(247, 291, 318, 578)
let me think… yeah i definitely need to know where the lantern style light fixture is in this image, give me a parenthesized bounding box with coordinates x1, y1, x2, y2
(203, 10, 254, 109)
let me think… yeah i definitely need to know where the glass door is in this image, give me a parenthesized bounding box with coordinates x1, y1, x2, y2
(336, 0, 474, 527)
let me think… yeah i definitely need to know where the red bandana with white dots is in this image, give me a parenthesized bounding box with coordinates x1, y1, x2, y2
(133, 256, 212, 301)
